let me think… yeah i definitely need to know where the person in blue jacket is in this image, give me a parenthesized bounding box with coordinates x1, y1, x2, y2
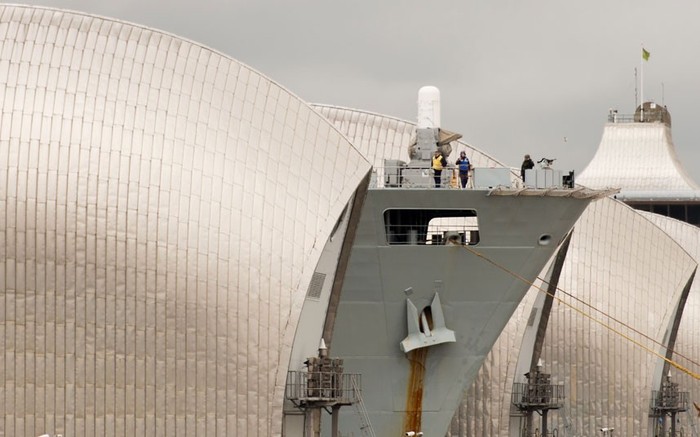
(455, 151, 471, 189)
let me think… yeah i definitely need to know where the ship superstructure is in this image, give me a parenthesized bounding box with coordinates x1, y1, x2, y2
(284, 87, 609, 437)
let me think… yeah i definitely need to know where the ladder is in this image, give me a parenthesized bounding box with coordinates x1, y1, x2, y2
(557, 405, 576, 437)
(351, 377, 376, 437)
(684, 409, 699, 437)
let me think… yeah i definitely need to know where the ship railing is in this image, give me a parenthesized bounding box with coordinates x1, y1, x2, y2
(385, 223, 480, 246)
(650, 388, 689, 413)
(374, 164, 581, 190)
(607, 112, 668, 124)
(374, 164, 518, 189)
(285, 370, 360, 407)
(511, 382, 565, 410)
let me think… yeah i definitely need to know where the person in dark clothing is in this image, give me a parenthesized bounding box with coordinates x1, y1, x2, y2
(432, 150, 447, 187)
(521, 154, 535, 181)
(455, 151, 471, 189)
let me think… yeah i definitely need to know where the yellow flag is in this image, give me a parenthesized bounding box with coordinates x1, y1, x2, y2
(642, 48, 650, 61)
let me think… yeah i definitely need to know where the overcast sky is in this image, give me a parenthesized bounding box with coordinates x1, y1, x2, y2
(23, 1, 700, 180)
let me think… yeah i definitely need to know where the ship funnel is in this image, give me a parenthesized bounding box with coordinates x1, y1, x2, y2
(417, 86, 441, 129)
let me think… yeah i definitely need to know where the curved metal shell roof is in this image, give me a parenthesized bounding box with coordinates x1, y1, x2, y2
(577, 122, 699, 192)
(541, 201, 695, 436)
(449, 198, 697, 436)
(0, 5, 370, 437)
(640, 211, 700, 426)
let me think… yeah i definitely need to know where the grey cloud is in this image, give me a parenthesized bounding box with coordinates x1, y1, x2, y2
(23, 0, 700, 181)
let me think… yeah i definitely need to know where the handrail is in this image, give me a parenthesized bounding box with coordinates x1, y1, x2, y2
(285, 370, 360, 405)
(607, 112, 668, 124)
(512, 382, 565, 409)
(352, 376, 376, 437)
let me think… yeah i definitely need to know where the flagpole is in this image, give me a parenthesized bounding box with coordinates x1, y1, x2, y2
(640, 44, 644, 122)
(662, 82, 665, 106)
(634, 67, 638, 110)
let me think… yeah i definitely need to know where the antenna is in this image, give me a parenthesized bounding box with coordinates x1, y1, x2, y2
(661, 82, 665, 106)
(634, 67, 638, 110)
(640, 44, 644, 121)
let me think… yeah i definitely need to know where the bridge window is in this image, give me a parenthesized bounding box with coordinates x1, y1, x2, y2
(384, 209, 479, 245)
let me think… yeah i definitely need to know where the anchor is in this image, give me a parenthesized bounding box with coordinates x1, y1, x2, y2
(400, 292, 456, 353)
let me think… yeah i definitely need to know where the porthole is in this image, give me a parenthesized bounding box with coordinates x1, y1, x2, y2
(538, 234, 552, 246)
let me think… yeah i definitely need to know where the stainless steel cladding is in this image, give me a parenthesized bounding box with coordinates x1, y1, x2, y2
(0, 5, 371, 437)
(450, 198, 697, 436)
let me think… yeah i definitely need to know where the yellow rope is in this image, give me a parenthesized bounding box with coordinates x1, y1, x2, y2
(461, 244, 700, 380)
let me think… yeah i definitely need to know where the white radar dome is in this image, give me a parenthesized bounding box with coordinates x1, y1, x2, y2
(417, 85, 441, 129)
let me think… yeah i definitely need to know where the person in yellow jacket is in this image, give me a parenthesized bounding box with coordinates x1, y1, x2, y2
(432, 150, 447, 188)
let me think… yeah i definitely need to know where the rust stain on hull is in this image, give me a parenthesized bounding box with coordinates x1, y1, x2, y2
(403, 347, 428, 434)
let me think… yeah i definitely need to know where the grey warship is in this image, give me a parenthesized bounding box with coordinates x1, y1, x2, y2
(284, 87, 609, 437)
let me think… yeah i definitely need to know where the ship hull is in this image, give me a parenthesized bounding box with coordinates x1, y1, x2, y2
(328, 188, 594, 437)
